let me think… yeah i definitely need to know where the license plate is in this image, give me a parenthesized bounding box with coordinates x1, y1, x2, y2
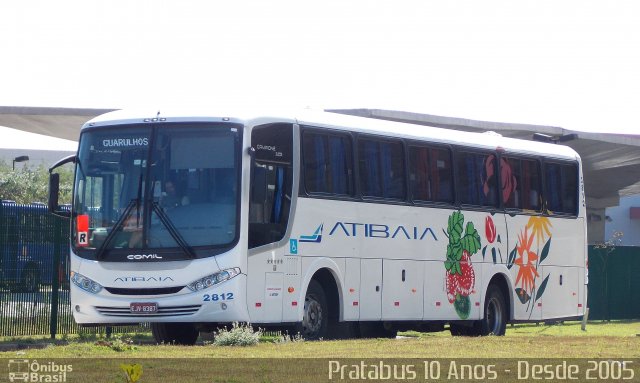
(130, 302, 158, 314)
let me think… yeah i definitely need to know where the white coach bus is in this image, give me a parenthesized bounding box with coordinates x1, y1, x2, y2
(48, 109, 587, 344)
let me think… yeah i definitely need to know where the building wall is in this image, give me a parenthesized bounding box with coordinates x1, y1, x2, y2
(604, 195, 640, 246)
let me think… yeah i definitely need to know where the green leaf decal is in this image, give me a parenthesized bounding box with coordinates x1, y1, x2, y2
(535, 274, 550, 302)
(444, 260, 453, 271)
(507, 247, 517, 269)
(451, 242, 463, 261)
(448, 211, 464, 242)
(491, 247, 497, 264)
(461, 222, 481, 255)
(482, 245, 487, 260)
(515, 288, 531, 304)
(540, 238, 551, 264)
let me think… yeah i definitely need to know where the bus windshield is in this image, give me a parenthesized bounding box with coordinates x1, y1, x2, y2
(72, 122, 242, 261)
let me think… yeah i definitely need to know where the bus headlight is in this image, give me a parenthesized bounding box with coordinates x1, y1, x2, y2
(70, 271, 103, 294)
(187, 267, 241, 292)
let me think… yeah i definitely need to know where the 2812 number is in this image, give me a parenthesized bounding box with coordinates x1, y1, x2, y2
(203, 293, 234, 302)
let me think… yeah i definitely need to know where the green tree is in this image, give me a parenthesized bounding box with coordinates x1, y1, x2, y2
(0, 160, 73, 205)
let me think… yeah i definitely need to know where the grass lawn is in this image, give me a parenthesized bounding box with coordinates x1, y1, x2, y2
(1, 320, 638, 359)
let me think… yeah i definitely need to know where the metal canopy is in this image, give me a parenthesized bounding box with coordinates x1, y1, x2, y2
(0, 106, 114, 142)
(2, 106, 638, 243)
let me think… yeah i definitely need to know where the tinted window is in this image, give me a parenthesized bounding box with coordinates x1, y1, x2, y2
(456, 152, 497, 207)
(502, 157, 541, 211)
(409, 146, 453, 203)
(544, 162, 578, 215)
(249, 124, 294, 248)
(358, 138, 406, 200)
(302, 131, 354, 196)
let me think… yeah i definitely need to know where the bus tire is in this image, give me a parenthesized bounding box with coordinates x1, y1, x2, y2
(297, 279, 328, 340)
(475, 284, 507, 336)
(21, 265, 40, 293)
(151, 323, 199, 345)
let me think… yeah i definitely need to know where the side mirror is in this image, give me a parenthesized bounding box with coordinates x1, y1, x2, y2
(251, 167, 267, 204)
(48, 154, 76, 218)
(48, 173, 60, 213)
(48, 173, 71, 218)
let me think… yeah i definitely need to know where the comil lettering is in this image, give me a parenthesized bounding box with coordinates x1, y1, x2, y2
(127, 253, 162, 260)
(102, 137, 149, 147)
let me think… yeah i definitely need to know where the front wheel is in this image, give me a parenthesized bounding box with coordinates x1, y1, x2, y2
(297, 280, 328, 340)
(476, 285, 507, 336)
(151, 323, 199, 345)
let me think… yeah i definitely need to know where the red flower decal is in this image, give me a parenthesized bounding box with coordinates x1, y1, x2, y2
(485, 216, 496, 244)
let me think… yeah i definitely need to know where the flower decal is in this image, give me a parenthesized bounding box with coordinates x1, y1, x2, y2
(443, 211, 481, 319)
(514, 227, 539, 295)
(482, 214, 502, 263)
(507, 217, 552, 310)
(485, 216, 496, 244)
(526, 216, 552, 246)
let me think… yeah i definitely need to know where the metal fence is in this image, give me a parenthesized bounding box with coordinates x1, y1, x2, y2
(588, 245, 640, 320)
(0, 201, 146, 337)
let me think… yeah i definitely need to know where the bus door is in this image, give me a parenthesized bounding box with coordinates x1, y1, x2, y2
(246, 123, 294, 323)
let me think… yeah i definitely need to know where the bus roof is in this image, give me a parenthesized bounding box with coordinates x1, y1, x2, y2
(84, 108, 580, 162)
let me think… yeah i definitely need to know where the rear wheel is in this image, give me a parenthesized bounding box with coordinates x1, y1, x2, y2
(475, 285, 507, 336)
(151, 323, 199, 345)
(297, 280, 328, 340)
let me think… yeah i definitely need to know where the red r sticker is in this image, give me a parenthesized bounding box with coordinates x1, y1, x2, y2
(77, 215, 89, 231)
(77, 215, 89, 247)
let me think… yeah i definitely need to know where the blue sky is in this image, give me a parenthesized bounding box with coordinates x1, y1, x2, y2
(1, 0, 639, 134)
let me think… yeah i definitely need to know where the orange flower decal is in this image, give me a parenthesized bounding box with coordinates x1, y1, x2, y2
(515, 227, 540, 295)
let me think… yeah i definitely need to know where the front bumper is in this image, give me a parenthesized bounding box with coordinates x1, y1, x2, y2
(71, 274, 249, 324)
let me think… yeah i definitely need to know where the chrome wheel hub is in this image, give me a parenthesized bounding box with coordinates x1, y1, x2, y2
(302, 296, 323, 337)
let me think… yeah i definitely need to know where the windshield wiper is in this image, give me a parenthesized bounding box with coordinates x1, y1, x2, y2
(96, 171, 145, 260)
(151, 202, 197, 259)
(95, 199, 137, 261)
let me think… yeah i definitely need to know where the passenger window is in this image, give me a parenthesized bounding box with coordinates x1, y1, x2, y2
(358, 138, 406, 200)
(521, 159, 541, 211)
(501, 157, 541, 211)
(249, 124, 293, 249)
(302, 131, 353, 196)
(502, 157, 520, 209)
(409, 146, 453, 203)
(409, 146, 431, 201)
(456, 152, 497, 207)
(544, 162, 578, 215)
